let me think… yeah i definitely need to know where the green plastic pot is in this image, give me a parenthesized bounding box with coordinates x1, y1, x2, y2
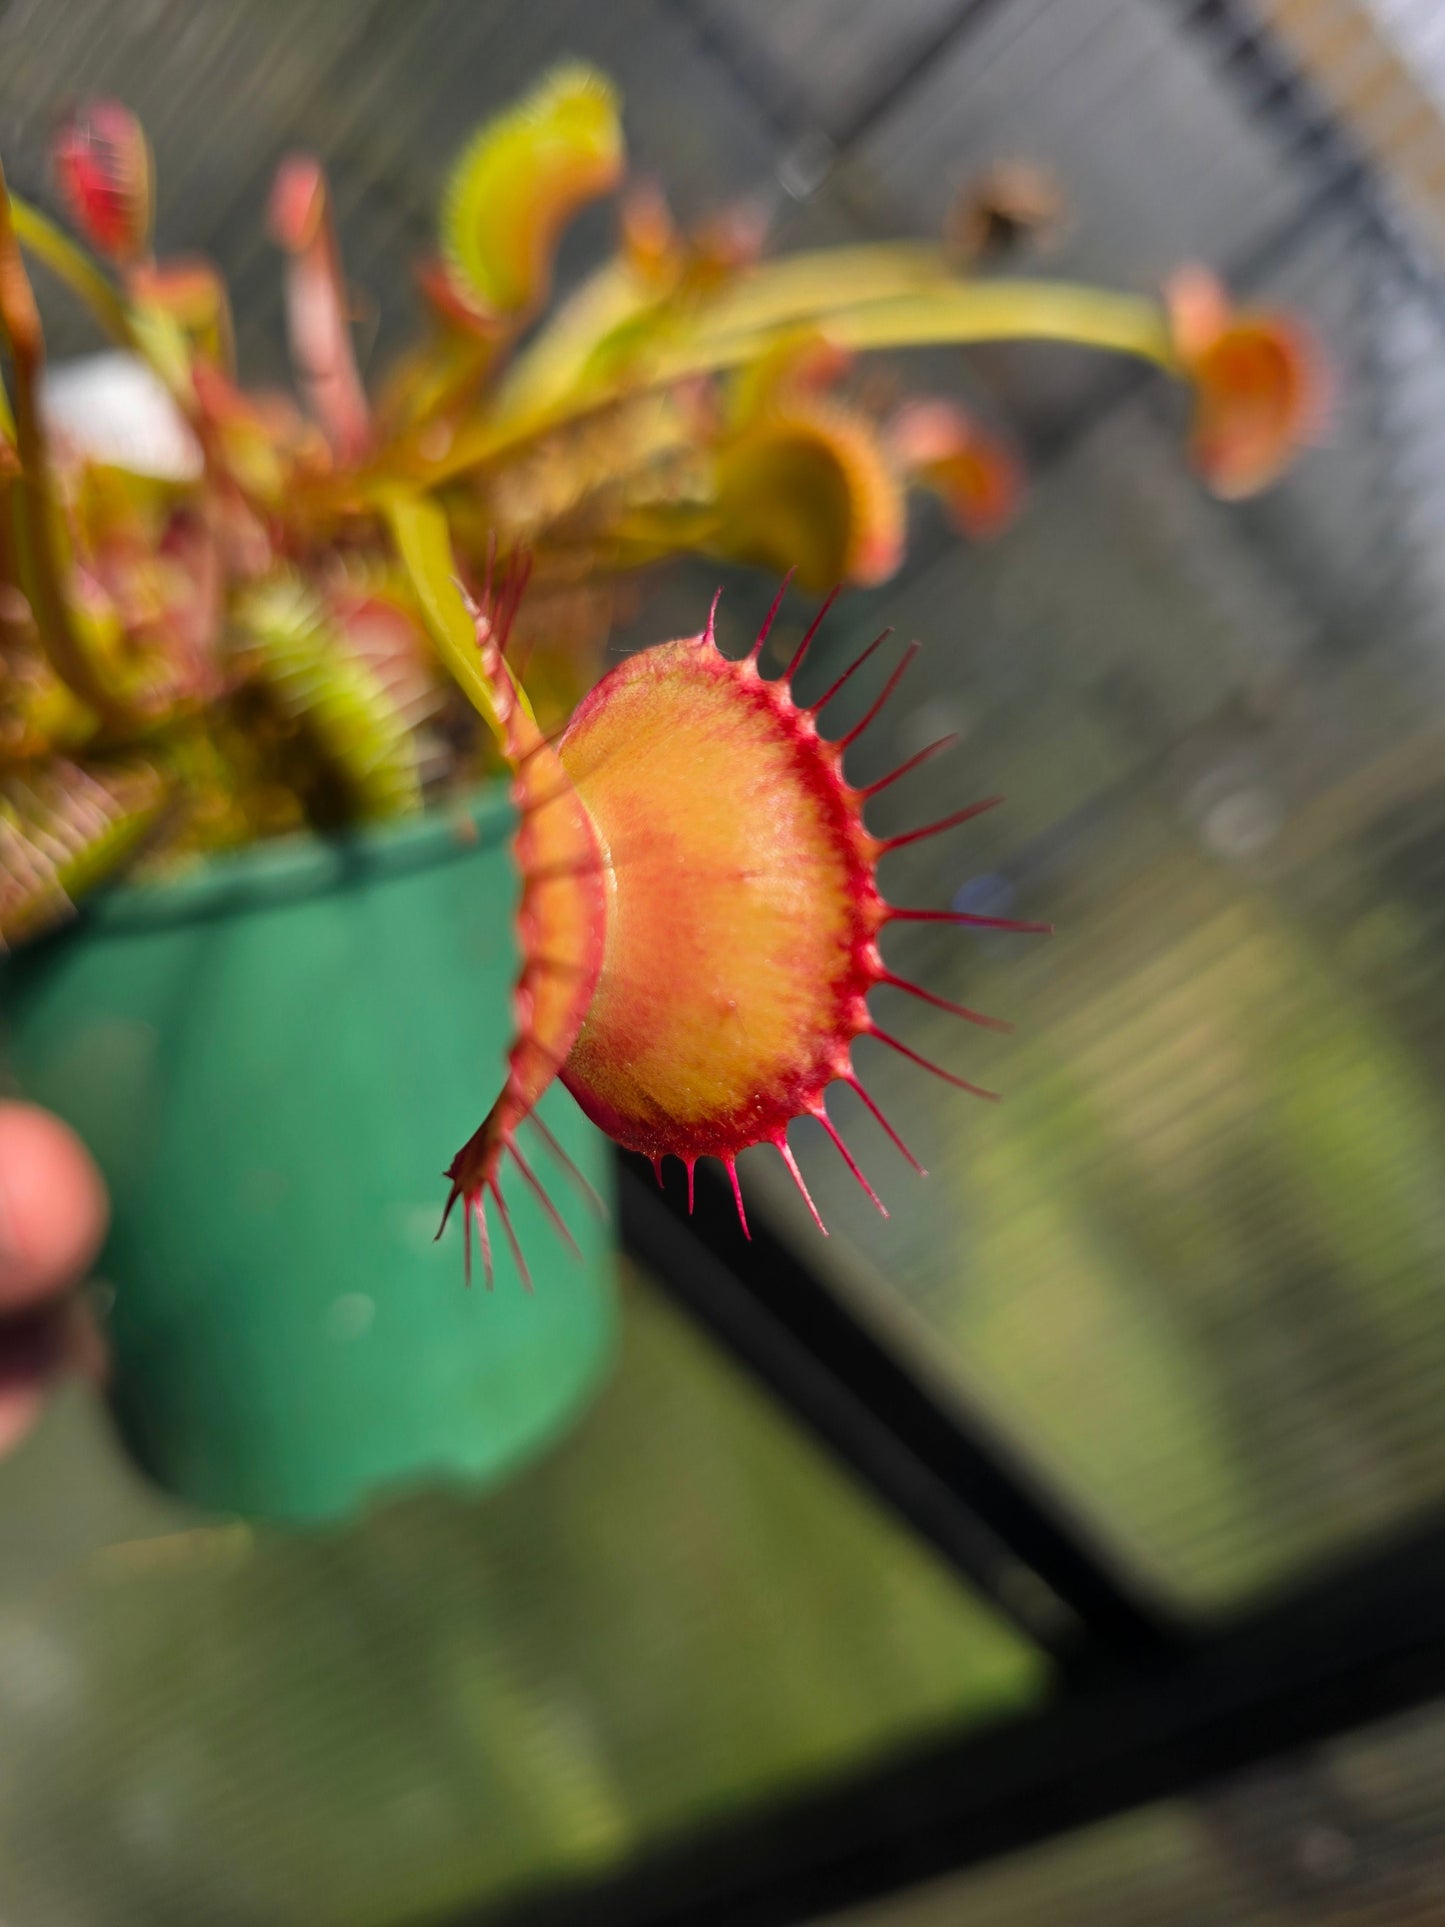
(0, 785, 618, 1524)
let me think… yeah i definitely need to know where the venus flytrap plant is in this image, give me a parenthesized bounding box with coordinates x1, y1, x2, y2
(0, 67, 1325, 1278)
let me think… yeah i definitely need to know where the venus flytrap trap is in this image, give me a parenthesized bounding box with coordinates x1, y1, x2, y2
(1163, 264, 1331, 499)
(432, 562, 1051, 1286)
(0, 66, 1326, 1284)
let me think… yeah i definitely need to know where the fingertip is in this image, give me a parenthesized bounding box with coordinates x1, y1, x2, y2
(0, 1104, 109, 1307)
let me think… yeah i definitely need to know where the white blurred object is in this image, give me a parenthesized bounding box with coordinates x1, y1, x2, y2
(39, 352, 203, 483)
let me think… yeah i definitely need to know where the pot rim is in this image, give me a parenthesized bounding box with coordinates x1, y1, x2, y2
(76, 780, 515, 935)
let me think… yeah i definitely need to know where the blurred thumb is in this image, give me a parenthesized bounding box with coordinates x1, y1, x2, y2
(0, 1104, 109, 1307)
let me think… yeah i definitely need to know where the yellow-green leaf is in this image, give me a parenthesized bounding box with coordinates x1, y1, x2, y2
(7, 191, 133, 345)
(381, 488, 532, 746)
(423, 274, 1175, 488)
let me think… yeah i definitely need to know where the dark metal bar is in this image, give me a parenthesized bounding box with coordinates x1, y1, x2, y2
(832, 0, 1015, 150)
(619, 1154, 1184, 1667)
(453, 1520, 1445, 1927)
(1170, 0, 1445, 326)
(670, 0, 1011, 156)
